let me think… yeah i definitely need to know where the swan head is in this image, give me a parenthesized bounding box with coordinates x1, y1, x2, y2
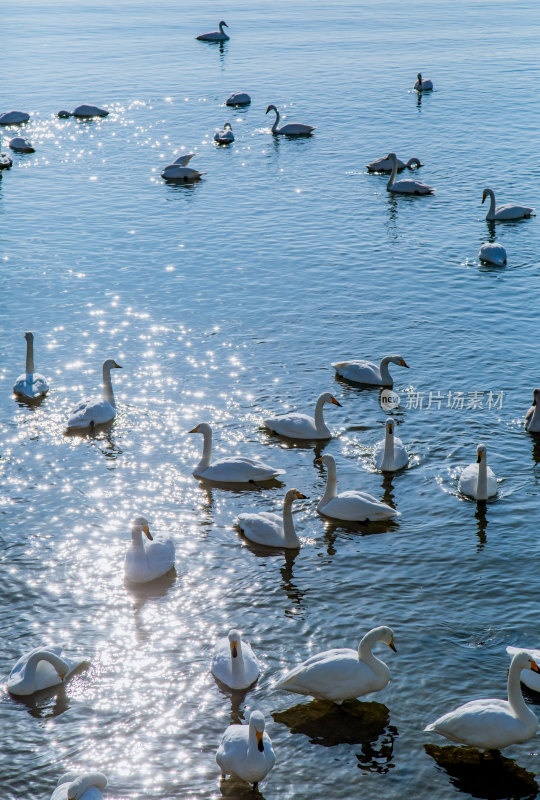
(316, 453, 336, 471)
(481, 188, 493, 204)
(132, 516, 152, 540)
(387, 355, 408, 368)
(57, 110, 71, 118)
(386, 152, 397, 162)
(372, 625, 397, 652)
(24, 331, 34, 342)
(249, 710, 266, 751)
(417, 73, 422, 81)
(319, 392, 342, 407)
(67, 773, 108, 800)
(284, 488, 308, 503)
(386, 418, 395, 435)
(532, 388, 540, 406)
(476, 443, 487, 463)
(511, 651, 540, 673)
(228, 629, 241, 658)
(103, 359, 122, 370)
(189, 422, 211, 435)
(266, 104, 278, 115)
(224, 122, 232, 131)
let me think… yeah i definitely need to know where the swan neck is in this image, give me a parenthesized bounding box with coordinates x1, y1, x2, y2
(379, 357, 392, 383)
(25, 650, 69, 679)
(508, 658, 533, 721)
(196, 427, 213, 472)
(314, 396, 328, 434)
(283, 497, 300, 546)
(25, 336, 35, 374)
(131, 528, 144, 547)
(271, 107, 279, 133)
(387, 157, 398, 189)
(358, 633, 386, 676)
(231, 642, 246, 678)
(476, 456, 488, 500)
(487, 190, 496, 218)
(103, 363, 115, 406)
(320, 461, 337, 506)
(381, 429, 394, 470)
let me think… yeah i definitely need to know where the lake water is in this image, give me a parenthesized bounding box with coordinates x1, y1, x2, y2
(2, 1, 540, 798)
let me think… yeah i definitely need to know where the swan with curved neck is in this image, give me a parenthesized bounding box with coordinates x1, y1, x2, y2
(332, 354, 408, 386)
(386, 152, 433, 194)
(216, 710, 275, 789)
(458, 443, 497, 500)
(7, 645, 88, 696)
(214, 122, 235, 144)
(237, 488, 307, 548)
(124, 516, 175, 584)
(264, 392, 342, 439)
(414, 73, 433, 91)
(211, 629, 260, 689)
(50, 772, 107, 800)
(425, 652, 539, 750)
(317, 454, 399, 521)
(13, 331, 50, 399)
(374, 418, 409, 471)
(67, 359, 122, 430)
(525, 388, 540, 432)
(366, 154, 423, 173)
(265, 104, 315, 136)
(189, 422, 285, 482)
(196, 20, 229, 41)
(277, 626, 396, 703)
(482, 188, 534, 221)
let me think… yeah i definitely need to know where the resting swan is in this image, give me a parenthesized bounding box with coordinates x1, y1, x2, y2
(332, 354, 409, 386)
(316, 454, 399, 521)
(196, 21, 229, 41)
(57, 105, 109, 119)
(13, 331, 50, 399)
(67, 359, 122, 430)
(266, 105, 315, 136)
(50, 773, 107, 800)
(276, 626, 396, 703)
(9, 136, 34, 153)
(189, 422, 285, 482)
(525, 388, 540, 432)
(366, 155, 422, 173)
(264, 392, 341, 439)
(214, 123, 234, 144)
(7, 645, 88, 696)
(211, 629, 260, 689)
(482, 188, 534, 221)
(226, 92, 251, 106)
(216, 710, 275, 789)
(124, 516, 175, 584)
(414, 73, 433, 91)
(479, 242, 507, 266)
(237, 488, 307, 548)
(373, 418, 408, 471)
(458, 443, 497, 500)
(161, 153, 204, 181)
(424, 651, 539, 750)
(0, 110, 30, 125)
(386, 152, 433, 194)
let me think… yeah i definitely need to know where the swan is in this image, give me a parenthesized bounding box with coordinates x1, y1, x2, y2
(479, 242, 507, 265)
(525, 388, 540, 433)
(332, 354, 409, 386)
(507, 647, 540, 693)
(13, 331, 50, 399)
(211, 629, 260, 689)
(189, 422, 285, 482)
(386, 152, 433, 194)
(161, 153, 204, 181)
(0, 138, 12, 169)
(373, 418, 408, 471)
(214, 123, 235, 144)
(196, 20, 229, 41)
(237, 488, 307, 548)
(50, 773, 107, 800)
(67, 359, 122, 430)
(424, 651, 539, 750)
(414, 73, 433, 91)
(216, 710, 275, 789)
(316, 454, 399, 522)
(366, 155, 423, 173)
(57, 105, 109, 119)
(276, 626, 396, 703)
(7, 645, 88, 696)
(124, 516, 175, 584)
(264, 392, 342, 440)
(458, 443, 497, 500)
(482, 188, 534, 221)
(226, 92, 251, 106)
(266, 105, 315, 136)
(0, 110, 30, 125)
(9, 136, 34, 153)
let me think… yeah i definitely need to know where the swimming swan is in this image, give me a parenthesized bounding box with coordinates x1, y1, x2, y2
(264, 392, 342, 439)
(237, 488, 307, 548)
(507, 646, 540, 693)
(458, 443, 497, 500)
(189, 422, 285, 482)
(57, 105, 109, 119)
(124, 516, 175, 584)
(216, 710, 275, 789)
(13, 331, 50, 399)
(482, 188, 534, 221)
(266, 105, 315, 136)
(214, 123, 235, 144)
(50, 773, 107, 800)
(211, 629, 260, 689)
(196, 21, 229, 41)
(414, 73, 433, 91)
(0, 111, 30, 125)
(226, 92, 251, 106)
(373, 418, 408, 471)
(479, 242, 507, 265)
(67, 359, 122, 430)
(7, 645, 88, 696)
(316, 454, 399, 521)
(386, 152, 433, 194)
(276, 626, 396, 703)
(525, 388, 540, 432)
(424, 651, 539, 750)
(332, 354, 409, 386)
(366, 155, 422, 173)
(9, 136, 34, 153)
(161, 153, 205, 181)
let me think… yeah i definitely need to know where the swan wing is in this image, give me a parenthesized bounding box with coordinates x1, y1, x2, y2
(320, 490, 398, 521)
(426, 699, 533, 748)
(278, 650, 382, 700)
(237, 512, 284, 546)
(13, 372, 50, 397)
(171, 153, 195, 166)
(390, 179, 433, 195)
(495, 204, 534, 219)
(125, 537, 175, 583)
(67, 398, 115, 428)
(264, 413, 320, 438)
(203, 457, 284, 482)
(332, 360, 380, 384)
(216, 725, 248, 772)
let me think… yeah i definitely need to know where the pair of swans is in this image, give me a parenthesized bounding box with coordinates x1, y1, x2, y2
(525, 388, 540, 432)
(211, 629, 260, 689)
(189, 422, 284, 482)
(161, 152, 204, 181)
(214, 122, 234, 144)
(13, 331, 50, 399)
(366, 154, 423, 173)
(67, 359, 122, 430)
(125, 517, 175, 583)
(9, 135, 34, 153)
(333, 354, 409, 386)
(0, 110, 30, 125)
(196, 20, 229, 41)
(51, 773, 107, 800)
(386, 152, 433, 194)
(226, 92, 251, 106)
(7, 645, 88, 696)
(57, 105, 108, 119)
(479, 242, 507, 266)
(217, 710, 275, 790)
(482, 188, 534, 221)
(458, 443, 497, 500)
(264, 391, 341, 440)
(266, 104, 315, 136)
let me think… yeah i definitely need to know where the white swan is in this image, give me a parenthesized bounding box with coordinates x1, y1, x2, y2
(124, 516, 175, 584)
(226, 92, 251, 106)
(214, 123, 235, 144)
(0, 110, 30, 125)
(67, 359, 122, 430)
(216, 710, 275, 789)
(414, 73, 433, 91)
(237, 488, 307, 548)
(332, 354, 409, 386)
(161, 153, 204, 181)
(479, 242, 507, 265)
(525, 388, 540, 433)
(9, 136, 34, 153)
(57, 105, 109, 119)
(276, 626, 396, 703)
(211, 629, 260, 689)
(317, 454, 399, 522)
(373, 418, 408, 471)
(196, 20, 229, 41)
(386, 152, 433, 194)
(266, 104, 315, 136)
(458, 443, 497, 500)
(424, 651, 539, 750)
(264, 392, 342, 440)
(7, 645, 88, 696)
(482, 188, 534, 221)
(507, 646, 540, 693)
(13, 331, 50, 399)
(366, 155, 423, 173)
(51, 773, 107, 800)
(189, 422, 285, 482)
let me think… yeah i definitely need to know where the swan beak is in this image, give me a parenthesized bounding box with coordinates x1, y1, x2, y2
(295, 491, 308, 499)
(231, 641, 238, 658)
(400, 359, 409, 368)
(533, 398, 537, 406)
(389, 638, 397, 653)
(477, 453, 482, 463)
(113, 362, 122, 369)
(388, 423, 394, 434)
(531, 660, 540, 673)
(143, 524, 153, 541)
(265, 106, 271, 114)
(482, 191, 487, 203)
(256, 731, 264, 751)
(189, 425, 199, 433)
(331, 397, 342, 407)
(314, 456, 322, 464)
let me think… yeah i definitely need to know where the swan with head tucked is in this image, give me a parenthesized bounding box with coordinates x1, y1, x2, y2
(479, 242, 507, 265)
(458, 443, 497, 500)
(264, 392, 342, 440)
(189, 422, 285, 482)
(332, 354, 409, 386)
(386, 152, 433, 194)
(237, 488, 307, 548)
(161, 152, 205, 181)
(0, 110, 30, 125)
(214, 122, 234, 144)
(196, 20, 229, 41)
(373, 418, 408, 471)
(9, 136, 34, 153)
(316, 454, 399, 521)
(50, 773, 107, 800)
(211, 629, 260, 690)
(507, 646, 540, 693)
(216, 709, 275, 789)
(226, 92, 251, 106)
(57, 105, 109, 119)
(366, 155, 423, 173)
(277, 626, 396, 703)
(124, 516, 175, 584)
(13, 331, 50, 399)
(67, 359, 122, 430)
(266, 105, 315, 136)
(7, 645, 89, 696)
(424, 652, 539, 750)
(414, 73, 433, 91)
(482, 188, 534, 221)
(525, 388, 540, 432)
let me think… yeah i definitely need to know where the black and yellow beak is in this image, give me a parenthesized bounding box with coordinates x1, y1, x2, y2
(389, 638, 397, 653)
(295, 491, 308, 500)
(113, 361, 122, 369)
(482, 191, 487, 203)
(143, 523, 153, 541)
(531, 660, 540, 673)
(189, 425, 199, 433)
(400, 359, 409, 368)
(331, 397, 342, 407)
(256, 731, 264, 751)
(230, 641, 238, 658)
(477, 453, 482, 463)
(315, 456, 323, 464)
